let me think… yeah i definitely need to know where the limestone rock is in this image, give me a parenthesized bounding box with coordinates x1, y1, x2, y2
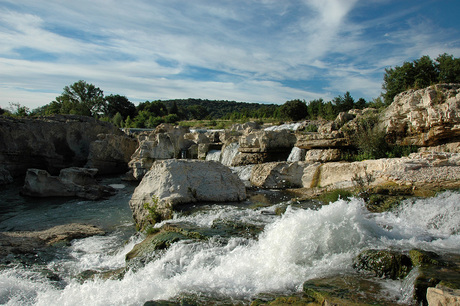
(427, 286, 460, 306)
(0, 223, 104, 258)
(304, 149, 341, 163)
(86, 133, 138, 174)
(0, 115, 123, 181)
(127, 124, 208, 180)
(295, 133, 349, 149)
(22, 168, 116, 200)
(238, 130, 296, 153)
(250, 162, 308, 189)
(129, 160, 246, 230)
(303, 152, 460, 190)
(382, 84, 460, 146)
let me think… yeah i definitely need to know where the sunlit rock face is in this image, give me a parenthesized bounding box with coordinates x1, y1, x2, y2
(382, 84, 460, 146)
(129, 159, 247, 230)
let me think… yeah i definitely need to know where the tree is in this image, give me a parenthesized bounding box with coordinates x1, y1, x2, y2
(382, 54, 460, 105)
(186, 105, 209, 120)
(112, 112, 123, 127)
(280, 99, 308, 121)
(9, 102, 30, 117)
(436, 53, 460, 83)
(334, 92, 355, 113)
(105, 94, 137, 119)
(54, 80, 105, 116)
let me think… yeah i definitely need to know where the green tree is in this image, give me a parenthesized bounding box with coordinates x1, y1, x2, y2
(112, 112, 123, 127)
(280, 99, 308, 121)
(436, 53, 460, 83)
(8, 102, 30, 117)
(105, 94, 137, 119)
(334, 92, 355, 113)
(382, 54, 459, 105)
(124, 116, 134, 128)
(54, 80, 105, 116)
(186, 105, 209, 120)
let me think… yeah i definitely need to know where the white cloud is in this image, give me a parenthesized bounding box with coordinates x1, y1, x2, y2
(0, 0, 459, 109)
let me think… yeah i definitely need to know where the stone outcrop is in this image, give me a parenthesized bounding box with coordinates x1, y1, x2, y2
(85, 133, 138, 175)
(382, 84, 460, 146)
(127, 124, 209, 180)
(22, 167, 116, 200)
(231, 130, 297, 166)
(250, 161, 307, 189)
(129, 160, 247, 230)
(0, 115, 125, 181)
(244, 152, 460, 192)
(0, 223, 104, 258)
(0, 165, 13, 184)
(427, 286, 460, 306)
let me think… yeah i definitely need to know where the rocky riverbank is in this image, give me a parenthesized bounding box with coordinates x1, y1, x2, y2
(1, 84, 460, 305)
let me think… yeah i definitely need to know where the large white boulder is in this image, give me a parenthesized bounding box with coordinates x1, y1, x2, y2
(129, 160, 247, 230)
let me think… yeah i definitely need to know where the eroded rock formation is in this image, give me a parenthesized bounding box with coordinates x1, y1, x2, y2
(129, 160, 246, 230)
(0, 115, 127, 181)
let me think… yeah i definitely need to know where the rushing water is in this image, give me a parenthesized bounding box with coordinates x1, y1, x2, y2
(0, 178, 459, 305)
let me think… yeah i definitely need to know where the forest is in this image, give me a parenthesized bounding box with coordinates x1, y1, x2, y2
(2, 53, 459, 129)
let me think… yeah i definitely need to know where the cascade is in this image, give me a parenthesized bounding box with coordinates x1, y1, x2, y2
(205, 149, 221, 162)
(220, 142, 240, 166)
(287, 147, 305, 162)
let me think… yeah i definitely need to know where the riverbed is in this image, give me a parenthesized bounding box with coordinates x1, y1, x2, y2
(0, 177, 459, 305)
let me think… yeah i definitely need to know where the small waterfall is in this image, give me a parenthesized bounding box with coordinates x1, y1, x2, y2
(205, 150, 222, 162)
(231, 165, 254, 187)
(220, 142, 240, 166)
(287, 147, 305, 162)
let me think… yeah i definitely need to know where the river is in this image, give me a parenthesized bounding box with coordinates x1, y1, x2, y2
(0, 176, 459, 305)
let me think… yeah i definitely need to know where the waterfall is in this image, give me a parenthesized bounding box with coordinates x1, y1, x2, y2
(205, 150, 221, 162)
(287, 147, 305, 162)
(220, 142, 240, 166)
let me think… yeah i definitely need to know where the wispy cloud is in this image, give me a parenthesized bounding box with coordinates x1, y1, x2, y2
(0, 0, 459, 109)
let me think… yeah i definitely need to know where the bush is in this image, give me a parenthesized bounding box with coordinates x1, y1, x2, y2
(318, 189, 353, 203)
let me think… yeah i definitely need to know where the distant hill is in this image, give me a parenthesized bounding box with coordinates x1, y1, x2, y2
(161, 98, 279, 119)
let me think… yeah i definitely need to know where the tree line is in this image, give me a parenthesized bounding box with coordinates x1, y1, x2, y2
(2, 53, 459, 125)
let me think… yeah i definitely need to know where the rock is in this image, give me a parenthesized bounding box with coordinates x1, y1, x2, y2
(302, 275, 395, 305)
(127, 124, 202, 180)
(304, 148, 341, 163)
(353, 249, 413, 280)
(427, 285, 460, 306)
(382, 84, 460, 146)
(129, 160, 247, 230)
(250, 162, 308, 189)
(0, 223, 104, 258)
(85, 133, 138, 175)
(125, 224, 204, 262)
(22, 168, 116, 200)
(0, 115, 123, 181)
(238, 130, 296, 153)
(0, 165, 13, 184)
(295, 132, 349, 150)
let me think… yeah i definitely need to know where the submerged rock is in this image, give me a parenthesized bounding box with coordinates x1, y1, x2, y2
(129, 159, 247, 230)
(22, 167, 116, 200)
(353, 249, 413, 280)
(0, 223, 104, 258)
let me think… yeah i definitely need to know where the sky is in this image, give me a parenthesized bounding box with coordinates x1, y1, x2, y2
(1, 0, 459, 110)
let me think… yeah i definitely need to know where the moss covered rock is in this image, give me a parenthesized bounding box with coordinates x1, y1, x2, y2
(126, 225, 204, 262)
(353, 249, 413, 279)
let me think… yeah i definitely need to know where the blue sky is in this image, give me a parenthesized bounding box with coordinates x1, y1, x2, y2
(1, 0, 459, 110)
